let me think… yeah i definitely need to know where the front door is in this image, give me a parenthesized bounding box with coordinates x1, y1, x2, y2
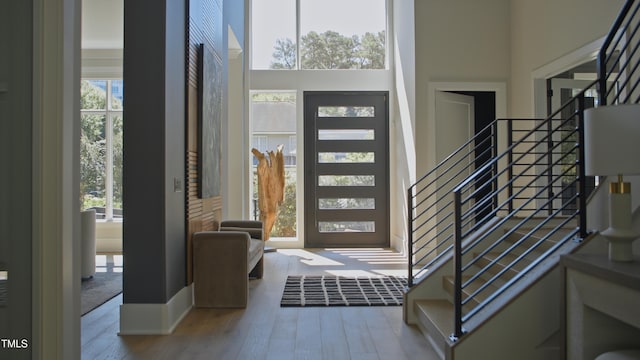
(304, 92, 389, 248)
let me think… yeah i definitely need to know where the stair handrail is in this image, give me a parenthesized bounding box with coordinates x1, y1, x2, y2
(598, 0, 640, 105)
(450, 89, 593, 339)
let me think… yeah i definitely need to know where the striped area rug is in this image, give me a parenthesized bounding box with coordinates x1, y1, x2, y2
(280, 275, 406, 307)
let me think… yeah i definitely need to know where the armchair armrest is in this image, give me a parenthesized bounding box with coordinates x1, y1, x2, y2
(193, 231, 250, 267)
(219, 220, 264, 240)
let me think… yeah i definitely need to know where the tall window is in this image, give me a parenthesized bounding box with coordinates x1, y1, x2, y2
(80, 79, 123, 221)
(251, 0, 387, 70)
(250, 92, 297, 239)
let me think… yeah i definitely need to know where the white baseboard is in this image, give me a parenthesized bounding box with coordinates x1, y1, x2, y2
(391, 233, 408, 257)
(119, 285, 193, 335)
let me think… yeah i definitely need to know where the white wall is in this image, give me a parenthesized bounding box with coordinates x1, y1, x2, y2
(391, 0, 416, 253)
(508, 0, 638, 256)
(509, 0, 624, 117)
(414, 0, 511, 178)
(224, 29, 245, 220)
(82, 0, 124, 49)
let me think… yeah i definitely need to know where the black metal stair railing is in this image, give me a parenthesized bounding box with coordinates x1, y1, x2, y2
(407, 118, 541, 287)
(449, 88, 594, 339)
(407, 121, 498, 287)
(407, 0, 640, 291)
(445, 0, 640, 340)
(598, 0, 640, 105)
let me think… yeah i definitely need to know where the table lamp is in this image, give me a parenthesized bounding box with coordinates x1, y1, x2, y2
(584, 104, 640, 262)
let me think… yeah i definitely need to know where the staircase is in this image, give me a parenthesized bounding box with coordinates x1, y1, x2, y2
(403, 1, 640, 359)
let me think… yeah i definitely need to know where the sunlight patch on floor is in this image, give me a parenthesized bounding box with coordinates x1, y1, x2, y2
(278, 249, 344, 266)
(326, 248, 407, 265)
(324, 269, 407, 277)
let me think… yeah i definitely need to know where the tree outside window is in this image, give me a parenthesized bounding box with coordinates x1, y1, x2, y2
(252, 0, 387, 70)
(80, 80, 123, 221)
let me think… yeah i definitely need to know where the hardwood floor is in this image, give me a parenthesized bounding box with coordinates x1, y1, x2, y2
(81, 248, 439, 359)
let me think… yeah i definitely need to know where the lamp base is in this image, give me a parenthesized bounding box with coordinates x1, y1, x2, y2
(602, 228, 638, 262)
(603, 190, 639, 262)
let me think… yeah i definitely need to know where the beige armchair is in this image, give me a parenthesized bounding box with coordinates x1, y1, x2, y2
(192, 220, 264, 308)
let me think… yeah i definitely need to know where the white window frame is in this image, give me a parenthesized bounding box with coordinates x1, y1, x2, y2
(250, 0, 389, 70)
(80, 79, 123, 221)
(252, 135, 268, 152)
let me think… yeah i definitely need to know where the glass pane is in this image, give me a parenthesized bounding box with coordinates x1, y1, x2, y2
(111, 80, 124, 110)
(112, 114, 123, 216)
(318, 129, 374, 140)
(318, 106, 374, 117)
(252, 0, 296, 69)
(319, 198, 375, 209)
(318, 175, 375, 186)
(81, 80, 107, 110)
(318, 221, 375, 233)
(251, 92, 297, 163)
(80, 113, 107, 212)
(318, 152, 374, 163)
(250, 91, 297, 238)
(300, 0, 386, 69)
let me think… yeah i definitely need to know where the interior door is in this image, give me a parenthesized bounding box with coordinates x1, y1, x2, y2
(435, 91, 475, 164)
(434, 91, 475, 233)
(304, 92, 389, 248)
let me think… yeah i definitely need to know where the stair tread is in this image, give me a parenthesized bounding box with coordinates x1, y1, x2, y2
(442, 275, 496, 306)
(476, 252, 527, 276)
(504, 230, 560, 253)
(508, 225, 576, 244)
(415, 299, 454, 338)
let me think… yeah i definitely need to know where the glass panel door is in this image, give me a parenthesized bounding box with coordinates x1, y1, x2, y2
(304, 92, 388, 247)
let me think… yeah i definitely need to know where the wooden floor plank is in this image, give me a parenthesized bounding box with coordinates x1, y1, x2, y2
(295, 307, 323, 360)
(265, 310, 298, 360)
(320, 308, 351, 359)
(341, 307, 378, 358)
(81, 248, 437, 359)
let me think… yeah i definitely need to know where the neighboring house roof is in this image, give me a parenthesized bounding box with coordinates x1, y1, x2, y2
(252, 101, 296, 132)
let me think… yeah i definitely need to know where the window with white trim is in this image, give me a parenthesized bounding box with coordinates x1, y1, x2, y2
(80, 79, 123, 221)
(251, 0, 387, 70)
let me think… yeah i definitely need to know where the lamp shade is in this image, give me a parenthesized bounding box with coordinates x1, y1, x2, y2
(584, 104, 640, 176)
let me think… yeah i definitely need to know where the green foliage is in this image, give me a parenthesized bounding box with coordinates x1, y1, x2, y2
(270, 38, 297, 69)
(357, 31, 386, 69)
(81, 80, 106, 110)
(80, 80, 123, 211)
(270, 30, 386, 70)
(252, 170, 297, 238)
(80, 112, 106, 208)
(271, 172, 297, 237)
(251, 92, 296, 103)
(318, 105, 374, 117)
(301, 30, 358, 69)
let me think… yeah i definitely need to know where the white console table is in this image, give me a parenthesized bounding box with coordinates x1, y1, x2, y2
(562, 254, 640, 360)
